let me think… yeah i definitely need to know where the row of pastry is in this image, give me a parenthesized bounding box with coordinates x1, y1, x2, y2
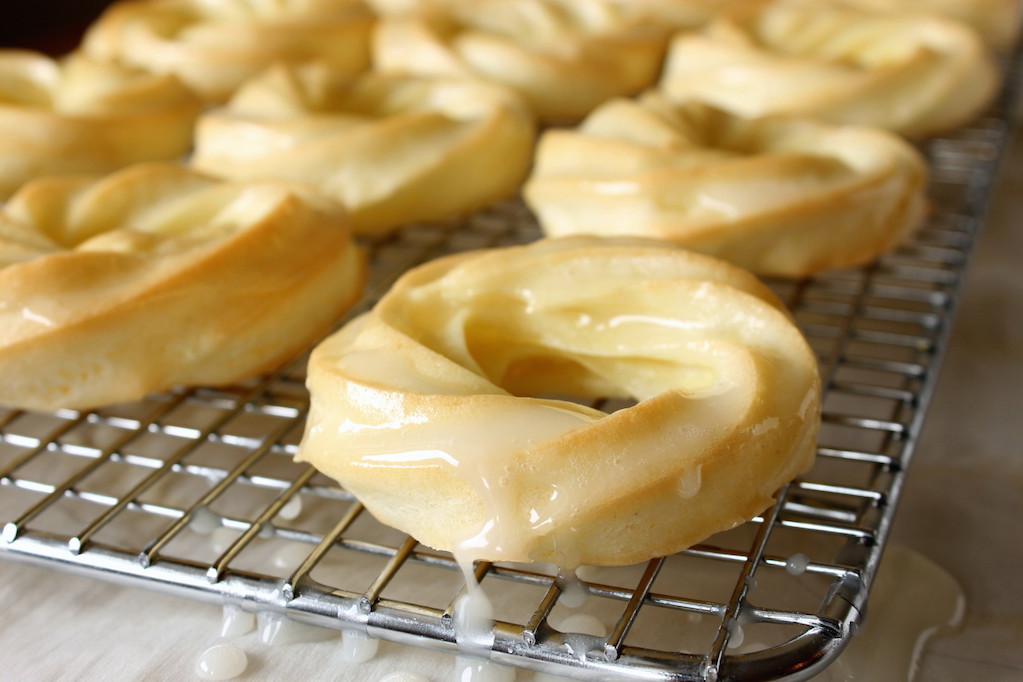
(0, 0, 1017, 569)
(2, 0, 1014, 272)
(2, 0, 1015, 229)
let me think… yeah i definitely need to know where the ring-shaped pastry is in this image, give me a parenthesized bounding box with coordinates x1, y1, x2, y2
(296, 236, 821, 568)
(837, 0, 1022, 49)
(659, 0, 1001, 137)
(0, 50, 201, 200)
(0, 162, 364, 412)
(191, 63, 536, 236)
(82, 0, 374, 103)
(370, 0, 670, 124)
(523, 93, 928, 278)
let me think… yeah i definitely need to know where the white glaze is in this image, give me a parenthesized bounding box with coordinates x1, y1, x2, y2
(454, 655, 516, 682)
(821, 545, 966, 681)
(453, 584, 496, 652)
(677, 464, 703, 499)
(725, 624, 745, 650)
(277, 495, 303, 520)
(378, 672, 430, 682)
(209, 527, 237, 554)
(555, 570, 589, 609)
(340, 629, 380, 663)
(220, 604, 256, 639)
(258, 612, 336, 646)
(271, 542, 311, 570)
(785, 553, 810, 576)
(555, 613, 606, 638)
(189, 507, 222, 535)
(297, 238, 822, 572)
(195, 644, 247, 680)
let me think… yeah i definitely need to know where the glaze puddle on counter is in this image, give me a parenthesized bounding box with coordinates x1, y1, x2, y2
(184, 542, 964, 681)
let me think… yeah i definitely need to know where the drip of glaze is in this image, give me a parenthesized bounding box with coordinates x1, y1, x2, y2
(555, 569, 589, 609)
(271, 542, 312, 570)
(195, 644, 247, 680)
(725, 623, 745, 650)
(340, 629, 380, 663)
(562, 632, 604, 663)
(189, 507, 222, 535)
(378, 673, 430, 682)
(785, 553, 810, 576)
(821, 544, 966, 681)
(220, 604, 256, 639)
(454, 655, 516, 682)
(258, 612, 336, 646)
(453, 560, 496, 652)
(209, 527, 237, 554)
(277, 495, 303, 521)
(556, 613, 606, 638)
(677, 464, 703, 499)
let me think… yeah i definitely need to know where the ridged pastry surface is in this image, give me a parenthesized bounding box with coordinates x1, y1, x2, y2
(191, 63, 536, 235)
(836, 0, 1022, 48)
(524, 93, 928, 278)
(0, 162, 364, 411)
(659, 0, 1001, 138)
(82, 0, 374, 103)
(370, 0, 670, 123)
(297, 237, 821, 568)
(0, 50, 201, 200)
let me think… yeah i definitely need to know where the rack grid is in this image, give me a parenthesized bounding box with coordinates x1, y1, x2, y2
(1, 66, 1019, 682)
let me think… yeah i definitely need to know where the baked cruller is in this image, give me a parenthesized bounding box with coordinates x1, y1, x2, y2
(370, 0, 670, 124)
(296, 237, 821, 569)
(659, 0, 1001, 138)
(81, 0, 374, 103)
(523, 92, 928, 278)
(191, 62, 535, 236)
(0, 163, 365, 412)
(0, 49, 201, 200)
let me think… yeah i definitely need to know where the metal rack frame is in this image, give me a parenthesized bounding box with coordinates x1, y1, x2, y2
(2, 64, 1019, 682)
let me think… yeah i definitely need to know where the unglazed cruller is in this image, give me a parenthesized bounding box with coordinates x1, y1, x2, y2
(523, 93, 928, 278)
(0, 163, 365, 412)
(296, 237, 821, 569)
(191, 63, 536, 236)
(82, 0, 374, 103)
(659, 0, 1001, 138)
(370, 0, 671, 123)
(0, 49, 201, 200)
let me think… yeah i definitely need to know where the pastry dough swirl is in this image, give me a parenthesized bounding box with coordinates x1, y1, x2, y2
(370, 0, 670, 123)
(82, 0, 374, 103)
(297, 237, 820, 568)
(659, 0, 1001, 137)
(0, 50, 201, 200)
(523, 93, 928, 277)
(837, 0, 1022, 49)
(191, 63, 535, 235)
(0, 163, 364, 412)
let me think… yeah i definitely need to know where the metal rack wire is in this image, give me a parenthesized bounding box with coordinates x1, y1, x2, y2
(1, 67, 1019, 682)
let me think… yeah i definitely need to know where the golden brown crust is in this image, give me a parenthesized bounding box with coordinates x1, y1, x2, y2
(0, 163, 365, 411)
(296, 237, 821, 568)
(523, 94, 928, 278)
(191, 63, 536, 236)
(0, 50, 201, 200)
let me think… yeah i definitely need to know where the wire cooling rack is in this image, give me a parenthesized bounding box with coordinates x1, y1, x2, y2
(1, 71, 1019, 682)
